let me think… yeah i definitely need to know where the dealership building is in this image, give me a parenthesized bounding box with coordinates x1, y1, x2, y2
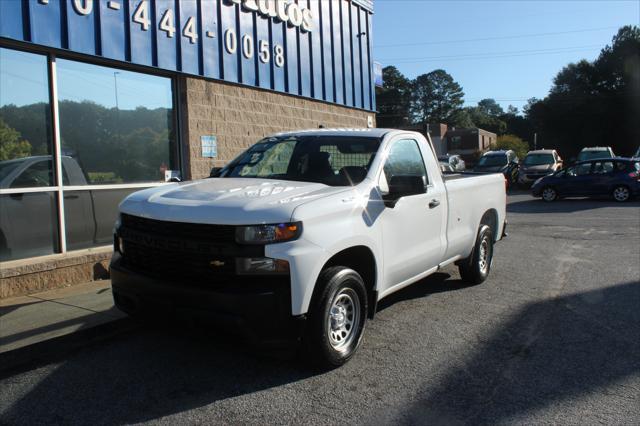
(0, 0, 376, 298)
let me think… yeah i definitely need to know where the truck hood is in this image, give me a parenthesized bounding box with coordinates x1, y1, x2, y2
(120, 178, 349, 225)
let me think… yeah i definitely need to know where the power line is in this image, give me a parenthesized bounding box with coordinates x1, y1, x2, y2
(374, 25, 619, 48)
(380, 47, 602, 64)
(379, 44, 602, 62)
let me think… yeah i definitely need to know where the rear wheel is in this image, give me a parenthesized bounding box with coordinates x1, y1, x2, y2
(541, 186, 557, 202)
(612, 185, 630, 202)
(459, 225, 494, 285)
(304, 267, 367, 368)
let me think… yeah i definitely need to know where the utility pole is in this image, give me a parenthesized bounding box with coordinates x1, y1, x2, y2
(113, 71, 120, 109)
(534, 132, 537, 150)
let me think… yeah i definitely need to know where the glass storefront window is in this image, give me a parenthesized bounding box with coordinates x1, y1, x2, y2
(63, 187, 140, 251)
(0, 48, 54, 187)
(0, 48, 59, 260)
(0, 47, 178, 261)
(56, 59, 175, 184)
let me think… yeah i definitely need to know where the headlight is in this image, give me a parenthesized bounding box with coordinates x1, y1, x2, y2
(235, 222, 302, 244)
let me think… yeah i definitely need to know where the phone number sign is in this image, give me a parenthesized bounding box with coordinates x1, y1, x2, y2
(0, 0, 376, 111)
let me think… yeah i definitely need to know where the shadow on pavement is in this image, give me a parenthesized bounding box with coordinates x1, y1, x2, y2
(377, 272, 472, 313)
(2, 278, 638, 424)
(507, 197, 640, 214)
(391, 280, 640, 424)
(0, 271, 471, 424)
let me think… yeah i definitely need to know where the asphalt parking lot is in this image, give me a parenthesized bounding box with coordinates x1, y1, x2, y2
(1, 192, 638, 425)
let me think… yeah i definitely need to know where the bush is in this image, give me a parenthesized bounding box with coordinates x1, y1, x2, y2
(495, 134, 529, 159)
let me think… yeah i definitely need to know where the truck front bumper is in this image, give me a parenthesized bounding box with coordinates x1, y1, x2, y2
(110, 254, 306, 344)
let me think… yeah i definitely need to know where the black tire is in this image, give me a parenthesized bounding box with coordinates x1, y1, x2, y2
(612, 185, 630, 202)
(458, 225, 494, 285)
(304, 266, 368, 368)
(541, 186, 558, 202)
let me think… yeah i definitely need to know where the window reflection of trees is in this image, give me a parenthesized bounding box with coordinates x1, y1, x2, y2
(0, 101, 173, 184)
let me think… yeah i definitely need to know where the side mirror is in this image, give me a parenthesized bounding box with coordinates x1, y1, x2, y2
(209, 167, 223, 178)
(384, 175, 426, 207)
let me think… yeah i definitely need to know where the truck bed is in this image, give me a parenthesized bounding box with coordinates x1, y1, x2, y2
(441, 171, 506, 260)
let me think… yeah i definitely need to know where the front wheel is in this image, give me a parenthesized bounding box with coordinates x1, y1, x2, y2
(304, 266, 368, 368)
(612, 185, 630, 202)
(458, 225, 494, 285)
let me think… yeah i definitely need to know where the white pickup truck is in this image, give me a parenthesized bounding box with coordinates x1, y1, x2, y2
(111, 129, 507, 367)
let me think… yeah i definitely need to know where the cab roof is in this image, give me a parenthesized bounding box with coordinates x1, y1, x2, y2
(270, 128, 396, 139)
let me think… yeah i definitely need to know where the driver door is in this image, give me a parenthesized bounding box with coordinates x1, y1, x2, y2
(377, 138, 446, 294)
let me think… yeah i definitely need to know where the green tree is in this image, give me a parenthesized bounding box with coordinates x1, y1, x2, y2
(495, 134, 529, 159)
(411, 70, 465, 124)
(375, 66, 412, 127)
(465, 106, 507, 134)
(526, 26, 640, 157)
(0, 118, 32, 161)
(477, 98, 504, 117)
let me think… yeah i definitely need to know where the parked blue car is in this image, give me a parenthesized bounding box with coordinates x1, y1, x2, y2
(532, 158, 640, 202)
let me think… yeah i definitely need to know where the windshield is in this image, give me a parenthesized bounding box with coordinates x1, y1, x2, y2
(524, 154, 554, 166)
(220, 136, 382, 186)
(578, 150, 612, 161)
(476, 155, 507, 167)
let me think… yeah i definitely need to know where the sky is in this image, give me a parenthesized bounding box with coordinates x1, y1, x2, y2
(372, 0, 640, 112)
(0, 47, 172, 110)
(1, 1, 638, 112)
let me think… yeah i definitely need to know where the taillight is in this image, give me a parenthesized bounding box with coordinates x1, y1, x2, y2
(628, 171, 640, 180)
(505, 177, 509, 191)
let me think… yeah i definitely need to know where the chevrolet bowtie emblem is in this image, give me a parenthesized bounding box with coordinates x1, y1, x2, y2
(209, 260, 225, 267)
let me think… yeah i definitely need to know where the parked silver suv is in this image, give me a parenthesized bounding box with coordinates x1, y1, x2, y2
(518, 149, 563, 186)
(577, 146, 615, 162)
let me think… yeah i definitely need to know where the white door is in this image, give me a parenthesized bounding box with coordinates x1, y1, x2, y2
(377, 138, 446, 294)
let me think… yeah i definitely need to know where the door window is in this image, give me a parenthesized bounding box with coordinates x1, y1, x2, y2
(567, 163, 592, 176)
(382, 139, 428, 188)
(592, 161, 614, 174)
(380, 139, 429, 191)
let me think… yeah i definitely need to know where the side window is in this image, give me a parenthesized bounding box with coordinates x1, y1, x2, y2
(10, 160, 54, 188)
(568, 163, 591, 176)
(593, 161, 614, 174)
(615, 162, 628, 172)
(382, 139, 428, 186)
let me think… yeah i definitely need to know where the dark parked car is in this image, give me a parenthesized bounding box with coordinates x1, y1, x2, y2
(473, 150, 519, 184)
(531, 158, 640, 202)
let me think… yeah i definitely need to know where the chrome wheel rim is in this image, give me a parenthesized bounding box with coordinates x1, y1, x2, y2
(542, 187, 556, 201)
(478, 237, 490, 274)
(327, 289, 360, 351)
(613, 187, 629, 201)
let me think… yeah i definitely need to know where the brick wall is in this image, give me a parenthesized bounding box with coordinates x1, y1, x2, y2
(180, 76, 376, 179)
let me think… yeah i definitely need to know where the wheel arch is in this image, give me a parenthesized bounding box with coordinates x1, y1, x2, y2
(316, 245, 378, 319)
(479, 209, 499, 243)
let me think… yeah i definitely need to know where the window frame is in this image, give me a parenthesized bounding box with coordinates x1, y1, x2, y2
(0, 42, 181, 259)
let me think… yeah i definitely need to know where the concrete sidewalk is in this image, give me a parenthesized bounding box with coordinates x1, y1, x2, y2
(0, 280, 126, 361)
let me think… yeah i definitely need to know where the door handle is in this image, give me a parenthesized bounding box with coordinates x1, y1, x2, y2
(429, 199, 440, 208)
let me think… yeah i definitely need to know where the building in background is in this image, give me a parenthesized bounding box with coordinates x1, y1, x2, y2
(445, 128, 496, 167)
(0, 0, 376, 297)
